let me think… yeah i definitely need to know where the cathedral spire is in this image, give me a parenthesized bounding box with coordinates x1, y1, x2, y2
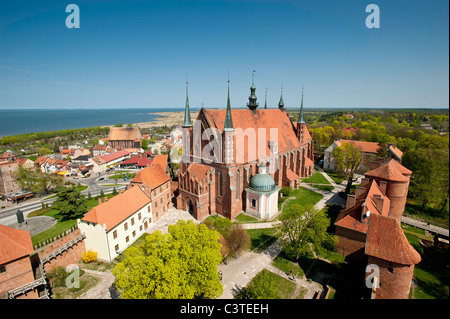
(247, 70, 259, 110)
(278, 86, 285, 112)
(264, 87, 267, 109)
(183, 79, 193, 127)
(224, 77, 234, 131)
(297, 86, 305, 124)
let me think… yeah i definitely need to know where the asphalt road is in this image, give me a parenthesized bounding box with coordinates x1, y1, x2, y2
(0, 171, 129, 228)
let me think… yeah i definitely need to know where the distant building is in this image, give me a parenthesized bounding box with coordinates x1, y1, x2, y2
(323, 139, 403, 173)
(108, 127, 142, 149)
(79, 155, 171, 262)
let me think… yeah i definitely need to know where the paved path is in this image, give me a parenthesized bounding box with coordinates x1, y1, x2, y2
(78, 269, 120, 299)
(218, 238, 283, 299)
(401, 215, 449, 239)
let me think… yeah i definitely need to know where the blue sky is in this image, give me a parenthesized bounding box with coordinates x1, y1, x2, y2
(0, 0, 448, 109)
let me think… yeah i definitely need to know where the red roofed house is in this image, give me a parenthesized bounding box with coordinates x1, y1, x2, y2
(130, 155, 172, 221)
(101, 150, 130, 169)
(0, 225, 48, 299)
(107, 127, 142, 149)
(334, 159, 420, 299)
(177, 80, 314, 220)
(79, 186, 152, 262)
(79, 155, 171, 262)
(119, 154, 153, 169)
(324, 139, 403, 174)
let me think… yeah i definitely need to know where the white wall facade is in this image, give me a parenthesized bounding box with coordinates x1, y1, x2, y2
(78, 202, 153, 262)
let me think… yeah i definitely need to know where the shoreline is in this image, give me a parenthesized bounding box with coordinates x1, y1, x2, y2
(101, 111, 200, 130)
(0, 111, 199, 139)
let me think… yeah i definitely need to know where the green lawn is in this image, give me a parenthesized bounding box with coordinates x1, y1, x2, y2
(301, 171, 331, 185)
(279, 187, 323, 216)
(246, 228, 280, 252)
(31, 193, 117, 246)
(323, 170, 345, 184)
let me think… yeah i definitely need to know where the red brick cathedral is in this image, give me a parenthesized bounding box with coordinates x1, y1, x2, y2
(177, 78, 314, 220)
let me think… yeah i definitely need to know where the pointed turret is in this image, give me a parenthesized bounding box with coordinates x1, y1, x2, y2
(224, 79, 234, 131)
(278, 86, 285, 112)
(183, 80, 193, 127)
(264, 87, 267, 109)
(297, 87, 305, 124)
(247, 71, 259, 110)
(223, 78, 235, 164)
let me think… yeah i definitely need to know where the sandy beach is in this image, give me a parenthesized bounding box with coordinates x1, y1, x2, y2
(103, 111, 200, 129)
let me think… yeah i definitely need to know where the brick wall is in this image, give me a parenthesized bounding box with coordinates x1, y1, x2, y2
(0, 256, 38, 299)
(335, 226, 367, 262)
(367, 256, 415, 299)
(38, 229, 86, 272)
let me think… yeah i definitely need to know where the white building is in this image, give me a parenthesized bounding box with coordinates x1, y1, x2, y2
(78, 186, 152, 262)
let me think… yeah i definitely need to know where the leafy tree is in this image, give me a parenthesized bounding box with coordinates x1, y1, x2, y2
(141, 138, 149, 150)
(236, 269, 277, 299)
(279, 203, 335, 260)
(332, 142, 362, 194)
(113, 220, 223, 299)
(403, 145, 449, 214)
(52, 185, 88, 221)
(38, 147, 52, 156)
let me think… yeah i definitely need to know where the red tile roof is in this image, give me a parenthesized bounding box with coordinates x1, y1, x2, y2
(0, 225, 34, 265)
(187, 163, 212, 181)
(121, 155, 153, 167)
(101, 150, 130, 163)
(335, 180, 390, 234)
(286, 168, 299, 182)
(203, 108, 308, 164)
(336, 139, 380, 154)
(131, 155, 170, 189)
(82, 186, 150, 231)
(364, 159, 411, 182)
(365, 214, 421, 265)
(108, 127, 141, 141)
(388, 145, 403, 160)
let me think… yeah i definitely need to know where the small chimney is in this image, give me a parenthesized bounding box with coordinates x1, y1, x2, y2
(373, 194, 385, 214)
(103, 196, 108, 202)
(354, 186, 366, 197)
(119, 189, 124, 194)
(379, 181, 388, 195)
(360, 177, 370, 187)
(346, 194, 356, 209)
(98, 198, 102, 205)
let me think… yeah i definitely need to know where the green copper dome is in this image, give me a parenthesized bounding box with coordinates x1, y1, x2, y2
(250, 173, 276, 192)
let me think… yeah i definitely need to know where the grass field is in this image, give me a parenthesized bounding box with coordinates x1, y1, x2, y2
(30, 193, 117, 245)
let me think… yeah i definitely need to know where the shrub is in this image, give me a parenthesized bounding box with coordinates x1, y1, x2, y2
(280, 186, 292, 197)
(214, 217, 233, 237)
(225, 224, 251, 257)
(82, 250, 98, 263)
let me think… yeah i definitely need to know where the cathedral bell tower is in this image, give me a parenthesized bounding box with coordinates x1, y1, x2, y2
(182, 80, 193, 164)
(223, 79, 235, 165)
(296, 87, 307, 144)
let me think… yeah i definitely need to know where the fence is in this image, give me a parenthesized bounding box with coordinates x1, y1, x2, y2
(33, 224, 79, 250)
